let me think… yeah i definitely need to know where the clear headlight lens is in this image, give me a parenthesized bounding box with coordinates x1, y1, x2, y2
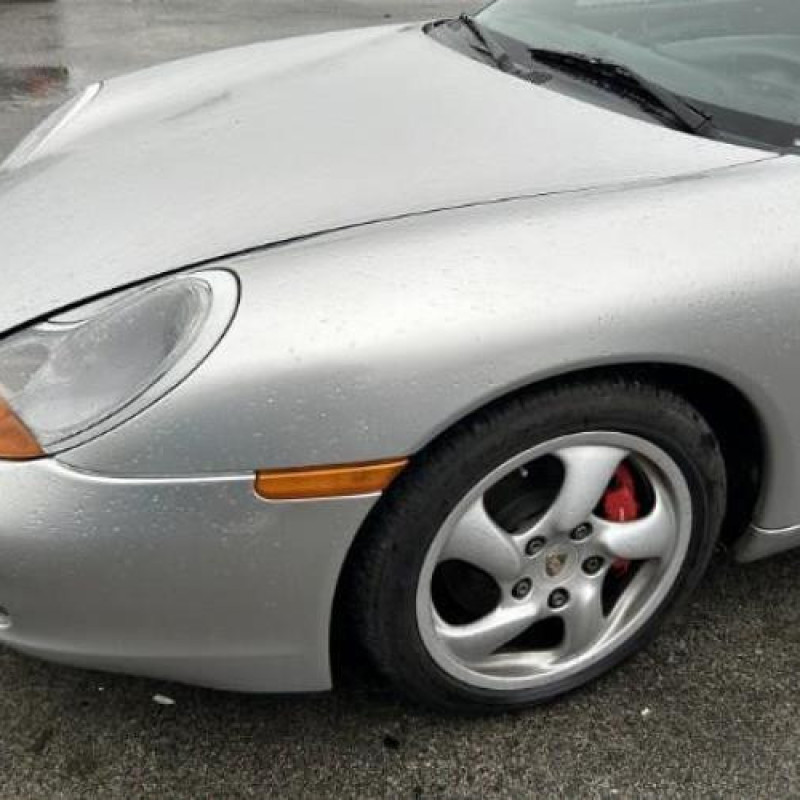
(0, 270, 238, 459)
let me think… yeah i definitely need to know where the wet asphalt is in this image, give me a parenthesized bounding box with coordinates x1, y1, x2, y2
(1, 2, 799, 798)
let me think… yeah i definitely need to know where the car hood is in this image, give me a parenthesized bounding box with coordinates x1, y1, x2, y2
(0, 23, 767, 333)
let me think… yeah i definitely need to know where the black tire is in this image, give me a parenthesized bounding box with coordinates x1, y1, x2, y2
(349, 377, 726, 713)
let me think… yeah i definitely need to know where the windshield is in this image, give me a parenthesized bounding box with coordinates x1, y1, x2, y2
(472, 0, 800, 151)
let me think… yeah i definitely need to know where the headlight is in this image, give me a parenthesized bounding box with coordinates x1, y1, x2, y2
(0, 82, 101, 172)
(0, 270, 238, 459)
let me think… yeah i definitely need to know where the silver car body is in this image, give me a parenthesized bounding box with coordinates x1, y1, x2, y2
(0, 23, 797, 691)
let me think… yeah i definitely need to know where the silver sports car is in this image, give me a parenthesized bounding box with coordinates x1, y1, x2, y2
(1, 0, 798, 712)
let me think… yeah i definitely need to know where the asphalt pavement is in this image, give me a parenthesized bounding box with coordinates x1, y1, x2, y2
(1, 2, 799, 798)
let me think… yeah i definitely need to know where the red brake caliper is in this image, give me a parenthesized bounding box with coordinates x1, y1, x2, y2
(601, 462, 640, 577)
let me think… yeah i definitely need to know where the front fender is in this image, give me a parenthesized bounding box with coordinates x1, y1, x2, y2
(62, 157, 800, 529)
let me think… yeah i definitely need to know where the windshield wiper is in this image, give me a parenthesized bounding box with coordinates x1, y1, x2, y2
(529, 48, 714, 134)
(457, 14, 520, 76)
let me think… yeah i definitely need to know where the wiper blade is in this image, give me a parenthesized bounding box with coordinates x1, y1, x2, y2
(529, 48, 714, 134)
(457, 14, 519, 76)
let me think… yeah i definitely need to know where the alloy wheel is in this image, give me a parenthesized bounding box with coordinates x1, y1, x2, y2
(416, 431, 692, 691)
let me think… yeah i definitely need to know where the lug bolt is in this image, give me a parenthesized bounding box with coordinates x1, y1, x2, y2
(570, 523, 593, 542)
(548, 588, 570, 609)
(525, 537, 546, 557)
(582, 556, 605, 576)
(512, 578, 533, 600)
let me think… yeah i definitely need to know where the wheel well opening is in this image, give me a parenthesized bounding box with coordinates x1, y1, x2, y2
(329, 362, 765, 684)
(582, 364, 765, 543)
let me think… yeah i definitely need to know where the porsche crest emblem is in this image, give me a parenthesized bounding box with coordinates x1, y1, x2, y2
(545, 551, 568, 578)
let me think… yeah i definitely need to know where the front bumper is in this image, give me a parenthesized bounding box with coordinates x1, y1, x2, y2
(0, 459, 377, 691)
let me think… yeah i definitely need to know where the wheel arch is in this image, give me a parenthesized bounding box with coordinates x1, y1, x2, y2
(505, 363, 765, 543)
(330, 360, 765, 682)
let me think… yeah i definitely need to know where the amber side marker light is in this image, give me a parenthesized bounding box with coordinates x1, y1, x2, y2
(0, 397, 43, 460)
(255, 458, 408, 500)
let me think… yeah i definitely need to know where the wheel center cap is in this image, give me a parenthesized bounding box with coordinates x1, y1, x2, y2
(541, 545, 578, 582)
(545, 551, 568, 578)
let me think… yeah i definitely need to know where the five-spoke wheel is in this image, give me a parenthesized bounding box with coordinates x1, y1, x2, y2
(352, 378, 726, 712)
(417, 434, 690, 691)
